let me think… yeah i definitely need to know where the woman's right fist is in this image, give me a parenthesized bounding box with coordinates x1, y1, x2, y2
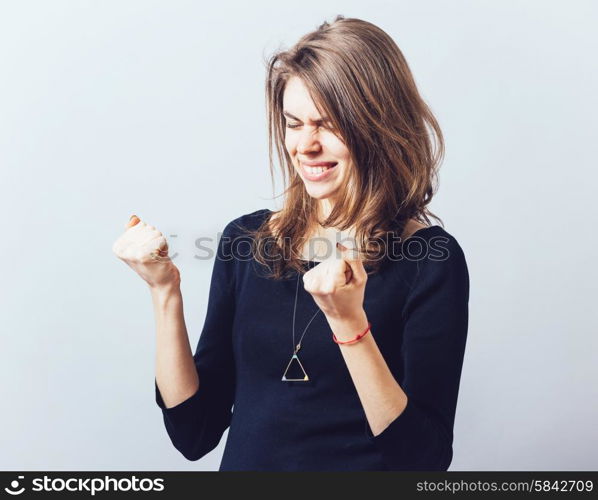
(112, 215, 181, 289)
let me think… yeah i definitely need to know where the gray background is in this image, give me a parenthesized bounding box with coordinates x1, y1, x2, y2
(1, 0, 596, 470)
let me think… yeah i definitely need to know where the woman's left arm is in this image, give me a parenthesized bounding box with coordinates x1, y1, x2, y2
(304, 238, 470, 471)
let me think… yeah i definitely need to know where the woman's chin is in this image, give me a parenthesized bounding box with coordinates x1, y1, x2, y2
(304, 186, 337, 200)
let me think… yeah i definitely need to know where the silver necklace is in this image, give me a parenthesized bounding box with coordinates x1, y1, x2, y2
(281, 270, 322, 382)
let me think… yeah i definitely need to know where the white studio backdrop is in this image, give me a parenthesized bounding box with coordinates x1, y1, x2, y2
(0, 0, 596, 470)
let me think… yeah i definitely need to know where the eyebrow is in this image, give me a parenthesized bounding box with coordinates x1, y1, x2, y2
(282, 111, 331, 123)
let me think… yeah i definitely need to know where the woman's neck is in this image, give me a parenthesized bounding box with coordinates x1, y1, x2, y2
(303, 199, 358, 261)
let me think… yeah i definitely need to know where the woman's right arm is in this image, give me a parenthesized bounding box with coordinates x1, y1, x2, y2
(113, 215, 237, 461)
(112, 214, 197, 407)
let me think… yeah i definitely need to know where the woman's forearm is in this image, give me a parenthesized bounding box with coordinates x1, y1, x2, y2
(152, 283, 200, 409)
(327, 310, 408, 436)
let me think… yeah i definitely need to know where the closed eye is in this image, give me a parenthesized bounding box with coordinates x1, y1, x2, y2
(286, 123, 333, 130)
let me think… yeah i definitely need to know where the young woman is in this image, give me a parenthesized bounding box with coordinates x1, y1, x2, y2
(113, 15, 469, 471)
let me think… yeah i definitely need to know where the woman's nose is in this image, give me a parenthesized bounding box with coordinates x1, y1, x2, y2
(297, 129, 321, 154)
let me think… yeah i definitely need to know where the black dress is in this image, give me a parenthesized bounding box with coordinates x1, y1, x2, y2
(155, 208, 470, 471)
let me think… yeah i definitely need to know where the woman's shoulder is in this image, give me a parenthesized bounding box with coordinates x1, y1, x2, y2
(403, 224, 468, 293)
(388, 221, 468, 283)
(401, 221, 465, 254)
(223, 208, 272, 238)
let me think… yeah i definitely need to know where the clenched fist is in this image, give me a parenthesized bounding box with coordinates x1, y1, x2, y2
(112, 215, 180, 290)
(302, 242, 368, 322)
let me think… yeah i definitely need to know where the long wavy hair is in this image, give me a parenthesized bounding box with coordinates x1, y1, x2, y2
(245, 15, 444, 280)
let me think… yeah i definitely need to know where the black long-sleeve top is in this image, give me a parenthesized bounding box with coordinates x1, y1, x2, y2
(155, 208, 470, 471)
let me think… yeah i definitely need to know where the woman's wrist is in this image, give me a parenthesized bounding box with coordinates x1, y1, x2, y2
(326, 308, 369, 343)
(149, 280, 182, 307)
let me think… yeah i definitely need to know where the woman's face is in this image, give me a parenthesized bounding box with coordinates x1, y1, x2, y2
(282, 76, 352, 204)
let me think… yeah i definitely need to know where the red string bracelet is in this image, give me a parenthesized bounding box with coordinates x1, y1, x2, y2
(332, 322, 372, 345)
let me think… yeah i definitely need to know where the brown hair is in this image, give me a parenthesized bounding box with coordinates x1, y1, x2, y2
(245, 15, 444, 280)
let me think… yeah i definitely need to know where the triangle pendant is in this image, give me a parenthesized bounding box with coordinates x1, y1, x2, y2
(281, 354, 309, 381)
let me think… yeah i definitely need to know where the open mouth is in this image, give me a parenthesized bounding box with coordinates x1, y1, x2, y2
(301, 162, 338, 180)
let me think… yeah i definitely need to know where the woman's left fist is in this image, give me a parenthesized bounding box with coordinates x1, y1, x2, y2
(302, 242, 368, 320)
